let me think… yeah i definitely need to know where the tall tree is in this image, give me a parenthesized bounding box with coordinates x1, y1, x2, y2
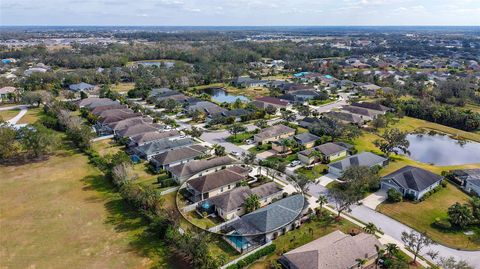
(374, 128, 410, 157)
(228, 123, 246, 139)
(244, 194, 260, 213)
(0, 122, 19, 160)
(19, 124, 59, 158)
(448, 202, 474, 228)
(401, 230, 435, 264)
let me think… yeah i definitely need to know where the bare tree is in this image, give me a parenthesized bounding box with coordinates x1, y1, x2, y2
(401, 230, 436, 264)
(112, 162, 137, 186)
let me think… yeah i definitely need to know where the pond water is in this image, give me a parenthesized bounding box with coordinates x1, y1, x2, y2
(406, 134, 480, 165)
(204, 87, 249, 104)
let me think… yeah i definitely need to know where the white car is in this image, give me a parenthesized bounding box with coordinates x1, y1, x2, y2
(230, 151, 241, 157)
(245, 139, 254, 145)
(289, 160, 301, 167)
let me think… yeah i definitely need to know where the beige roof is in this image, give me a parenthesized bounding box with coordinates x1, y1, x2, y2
(187, 166, 249, 193)
(282, 230, 382, 269)
(168, 156, 235, 179)
(0, 86, 16, 94)
(254, 124, 295, 141)
(129, 130, 180, 145)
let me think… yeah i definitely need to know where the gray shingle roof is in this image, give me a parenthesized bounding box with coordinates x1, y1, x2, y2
(329, 152, 387, 170)
(150, 145, 208, 165)
(69, 82, 95, 92)
(129, 130, 180, 145)
(135, 138, 194, 157)
(116, 123, 158, 137)
(294, 133, 320, 145)
(382, 166, 443, 192)
(229, 194, 304, 235)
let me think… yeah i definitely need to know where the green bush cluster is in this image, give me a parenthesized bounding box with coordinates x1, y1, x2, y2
(387, 188, 403, 203)
(419, 184, 444, 201)
(225, 244, 276, 269)
(433, 217, 452, 230)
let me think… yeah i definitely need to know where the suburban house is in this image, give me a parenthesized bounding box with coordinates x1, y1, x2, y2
(381, 166, 444, 200)
(221, 109, 251, 122)
(223, 194, 305, 253)
(186, 101, 226, 118)
(358, 83, 382, 95)
(167, 156, 235, 184)
(115, 123, 159, 138)
(342, 105, 383, 121)
(151, 90, 187, 103)
(450, 169, 480, 196)
(252, 96, 290, 110)
(78, 97, 119, 109)
(97, 109, 141, 125)
(107, 117, 153, 134)
(90, 104, 127, 116)
(68, 82, 96, 92)
(323, 111, 364, 125)
(133, 138, 194, 160)
(328, 152, 388, 176)
(128, 130, 181, 147)
(254, 124, 296, 145)
(149, 145, 208, 171)
(280, 90, 320, 102)
(279, 230, 383, 269)
(185, 166, 250, 202)
(298, 117, 321, 128)
(232, 77, 269, 88)
(0, 86, 17, 103)
(200, 182, 283, 221)
(298, 142, 348, 165)
(350, 102, 390, 113)
(293, 133, 320, 149)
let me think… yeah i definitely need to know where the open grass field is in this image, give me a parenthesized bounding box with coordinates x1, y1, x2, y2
(0, 149, 164, 269)
(378, 183, 479, 250)
(111, 82, 135, 94)
(17, 107, 44, 125)
(0, 108, 19, 121)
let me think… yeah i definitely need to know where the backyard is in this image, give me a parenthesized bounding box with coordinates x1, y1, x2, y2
(296, 164, 328, 181)
(378, 182, 480, 250)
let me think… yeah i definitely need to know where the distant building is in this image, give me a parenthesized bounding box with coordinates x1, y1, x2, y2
(69, 82, 96, 92)
(328, 152, 388, 176)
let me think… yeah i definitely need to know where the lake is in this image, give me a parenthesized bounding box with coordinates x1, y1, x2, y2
(204, 87, 249, 104)
(406, 133, 480, 165)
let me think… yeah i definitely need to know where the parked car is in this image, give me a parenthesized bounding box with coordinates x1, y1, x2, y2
(231, 151, 241, 157)
(246, 139, 254, 144)
(289, 160, 301, 167)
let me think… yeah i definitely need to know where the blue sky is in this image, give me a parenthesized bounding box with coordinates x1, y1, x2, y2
(1, 0, 479, 26)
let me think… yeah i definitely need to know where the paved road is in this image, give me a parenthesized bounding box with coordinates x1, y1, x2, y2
(0, 105, 29, 125)
(306, 182, 480, 267)
(310, 92, 350, 113)
(350, 205, 480, 268)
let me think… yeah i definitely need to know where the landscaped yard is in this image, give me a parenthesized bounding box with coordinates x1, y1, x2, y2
(0, 108, 19, 121)
(185, 211, 222, 230)
(111, 82, 135, 93)
(249, 143, 271, 154)
(17, 107, 43, 124)
(296, 164, 328, 180)
(378, 182, 480, 250)
(92, 138, 123, 156)
(226, 132, 253, 145)
(247, 214, 359, 269)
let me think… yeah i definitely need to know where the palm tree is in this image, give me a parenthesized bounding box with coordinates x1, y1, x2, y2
(355, 258, 367, 269)
(374, 244, 385, 269)
(385, 243, 399, 257)
(212, 144, 226, 156)
(309, 149, 324, 164)
(244, 194, 260, 213)
(316, 195, 328, 216)
(363, 222, 379, 234)
(279, 139, 292, 153)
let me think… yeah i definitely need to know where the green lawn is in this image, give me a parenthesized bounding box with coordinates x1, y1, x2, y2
(249, 143, 271, 154)
(226, 132, 253, 145)
(248, 213, 358, 269)
(0, 147, 167, 269)
(296, 164, 328, 180)
(378, 182, 479, 250)
(185, 211, 222, 230)
(0, 108, 19, 121)
(17, 107, 43, 124)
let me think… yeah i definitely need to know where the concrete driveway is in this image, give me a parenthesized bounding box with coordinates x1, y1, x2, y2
(361, 189, 387, 210)
(256, 150, 276, 159)
(316, 173, 337, 186)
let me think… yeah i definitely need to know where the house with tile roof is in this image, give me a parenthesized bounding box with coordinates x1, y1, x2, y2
(149, 145, 208, 171)
(279, 230, 382, 269)
(133, 138, 194, 160)
(167, 156, 235, 184)
(253, 124, 295, 145)
(298, 142, 348, 165)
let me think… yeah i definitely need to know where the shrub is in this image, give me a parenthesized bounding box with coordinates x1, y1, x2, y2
(433, 217, 452, 230)
(441, 180, 448, 188)
(387, 188, 403, 203)
(404, 192, 416, 201)
(159, 178, 176, 188)
(226, 244, 276, 269)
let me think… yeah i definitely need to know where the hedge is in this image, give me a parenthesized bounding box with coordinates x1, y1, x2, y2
(225, 244, 276, 269)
